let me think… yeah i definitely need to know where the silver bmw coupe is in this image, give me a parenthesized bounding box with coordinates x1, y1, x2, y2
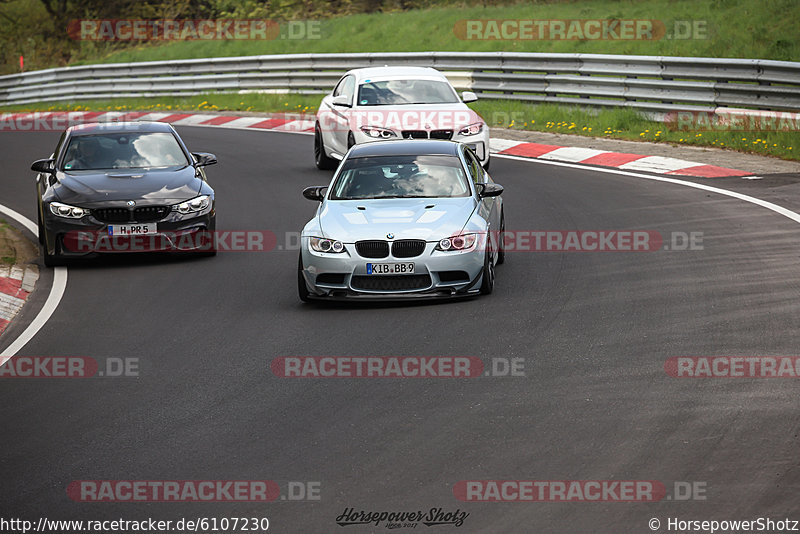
(298, 140, 504, 301)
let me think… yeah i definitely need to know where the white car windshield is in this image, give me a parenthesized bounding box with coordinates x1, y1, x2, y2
(62, 132, 190, 170)
(357, 80, 460, 106)
(330, 155, 471, 199)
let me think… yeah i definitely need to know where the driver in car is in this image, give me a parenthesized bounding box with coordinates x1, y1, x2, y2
(64, 137, 101, 170)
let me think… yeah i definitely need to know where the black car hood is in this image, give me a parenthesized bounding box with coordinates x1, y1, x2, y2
(54, 166, 203, 206)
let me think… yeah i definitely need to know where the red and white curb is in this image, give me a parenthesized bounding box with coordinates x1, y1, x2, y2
(1, 111, 751, 177)
(490, 139, 751, 178)
(0, 265, 38, 336)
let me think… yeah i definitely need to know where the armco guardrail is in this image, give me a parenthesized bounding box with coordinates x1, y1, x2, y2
(1, 52, 798, 114)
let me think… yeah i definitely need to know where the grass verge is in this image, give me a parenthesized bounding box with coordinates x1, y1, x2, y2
(0, 219, 18, 266)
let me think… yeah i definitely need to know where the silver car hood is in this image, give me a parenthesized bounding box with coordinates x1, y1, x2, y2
(318, 197, 477, 242)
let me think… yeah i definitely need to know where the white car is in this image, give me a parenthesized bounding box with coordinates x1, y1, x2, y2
(314, 66, 490, 170)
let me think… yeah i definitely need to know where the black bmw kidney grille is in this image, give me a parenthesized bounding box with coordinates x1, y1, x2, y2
(351, 274, 432, 291)
(133, 206, 170, 222)
(356, 240, 390, 258)
(93, 206, 169, 223)
(391, 240, 426, 258)
(401, 130, 428, 139)
(92, 208, 130, 223)
(401, 130, 453, 140)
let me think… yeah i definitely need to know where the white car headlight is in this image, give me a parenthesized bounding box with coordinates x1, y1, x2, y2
(174, 195, 211, 214)
(309, 237, 345, 253)
(49, 202, 90, 219)
(436, 233, 478, 251)
(360, 126, 397, 139)
(458, 122, 484, 136)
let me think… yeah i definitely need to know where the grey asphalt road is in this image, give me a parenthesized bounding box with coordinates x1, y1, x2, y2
(1, 127, 799, 533)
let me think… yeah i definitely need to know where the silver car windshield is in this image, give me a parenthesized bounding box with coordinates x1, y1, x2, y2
(357, 80, 459, 106)
(62, 132, 190, 171)
(330, 155, 471, 200)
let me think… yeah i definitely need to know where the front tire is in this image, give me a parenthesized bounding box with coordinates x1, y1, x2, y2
(480, 239, 495, 295)
(496, 211, 505, 265)
(42, 242, 64, 268)
(37, 209, 44, 245)
(298, 254, 310, 302)
(314, 123, 338, 170)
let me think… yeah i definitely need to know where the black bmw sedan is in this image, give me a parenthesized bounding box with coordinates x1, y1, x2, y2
(31, 121, 217, 266)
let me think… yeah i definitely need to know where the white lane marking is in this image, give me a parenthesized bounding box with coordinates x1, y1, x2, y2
(0, 204, 36, 234)
(538, 146, 608, 163)
(0, 203, 68, 362)
(0, 268, 66, 363)
(494, 153, 800, 225)
(619, 155, 705, 173)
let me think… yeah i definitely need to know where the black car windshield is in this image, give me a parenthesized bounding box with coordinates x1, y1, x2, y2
(62, 132, 190, 170)
(357, 80, 459, 106)
(330, 155, 470, 200)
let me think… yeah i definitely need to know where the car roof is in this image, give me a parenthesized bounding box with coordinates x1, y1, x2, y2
(67, 121, 174, 136)
(347, 140, 462, 158)
(346, 66, 446, 81)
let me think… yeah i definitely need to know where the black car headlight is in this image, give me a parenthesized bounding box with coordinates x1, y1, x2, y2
(436, 233, 478, 251)
(49, 201, 90, 219)
(360, 126, 397, 139)
(309, 237, 345, 253)
(173, 195, 211, 214)
(458, 122, 484, 136)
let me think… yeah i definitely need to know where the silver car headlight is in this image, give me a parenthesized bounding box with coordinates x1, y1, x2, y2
(458, 122, 484, 136)
(49, 201, 90, 219)
(309, 236, 345, 253)
(360, 126, 397, 139)
(436, 233, 478, 251)
(174, 195, 211, 214)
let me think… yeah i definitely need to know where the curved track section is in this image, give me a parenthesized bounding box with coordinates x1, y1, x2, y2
(1, 128, 798, 531)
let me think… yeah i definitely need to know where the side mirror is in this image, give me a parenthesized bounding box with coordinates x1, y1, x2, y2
(477, 183, 503, 198)
(31, 159, 55, 173)
(303, 186, 328, 202)
(192, 152, 217, 166)
(462, 91, 478, 103)
(331, 95, 351, 107)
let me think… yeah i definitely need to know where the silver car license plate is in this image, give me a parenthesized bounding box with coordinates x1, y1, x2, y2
(366, 262, 415, 275)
